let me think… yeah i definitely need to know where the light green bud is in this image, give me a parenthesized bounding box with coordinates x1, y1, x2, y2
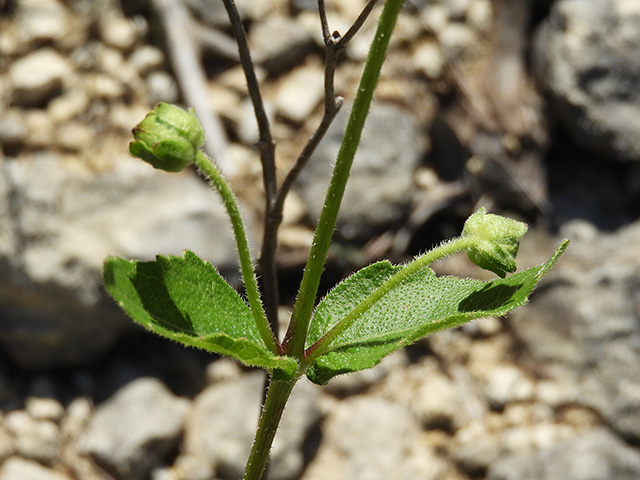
(129, 102, 205, 172)
(462, 207, 528, 278)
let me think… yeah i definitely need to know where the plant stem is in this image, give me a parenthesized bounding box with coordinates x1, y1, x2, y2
(222, 0, 280, 332)
(243, 377, 297, 480)
(194, 150, 278, 354)
(284, 0, 405, 358)
(304, 236, 476, 360)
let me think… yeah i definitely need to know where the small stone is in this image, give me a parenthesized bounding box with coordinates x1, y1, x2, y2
(346, 22, 377, 61)
(128, 45, 165, 76)
(412, 40, 446, 79)
(101, 16, 140, 51)
(488, 427, 640, 480)
(278, 225, 315, 250)
(448, 0, 472, 20)
(145, 71, 179, 104)
(9, 48, 72, 106)
(60, 396, 92, 439)
(281, 190, 307, 226)
(78, 377, 189, 480)
(0, 457, 70, 480)
(325, 351, 408, 397)
(183, 373, 264, 479)
(423, 4, 450, 34)
(439, 23, 479, 58)
(204, 358, 242, 384)
(5, 410, 61, 463)
(14, 0, 71, 49)
(467, 0, 493, 31)
(48, 91, 90, 123)
(24, 110, 56, 148)
(452, 419, 501, 473)
(207, 83, 242, 126)
(217, 64, 267, 93)
(85, 72, 126, 100)
(0, 419, 13, 462)
(237, 97, 275, 145)
(95, 45, 128, 77)
(57, 121, 95, 152)
(25, 397, 65, 423)
(249, 15, 314, 75)
(275, 64, 324, 123)
(0, 109, 28, 147)
(171, 454, 214, 480)
(483, 365, 535, 408)
(302, 396, 427, 480)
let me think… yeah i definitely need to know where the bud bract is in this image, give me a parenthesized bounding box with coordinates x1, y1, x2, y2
(462, 207, 528, 277)
(129, 102, 205, 172)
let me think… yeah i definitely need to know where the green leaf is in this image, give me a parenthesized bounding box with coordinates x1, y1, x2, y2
(103, 250, 297, 376)
(305, 240, 569, 385)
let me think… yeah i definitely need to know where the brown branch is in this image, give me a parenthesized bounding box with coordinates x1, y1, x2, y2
(258, 0, 382, 329)
(317, 0, 331, 42)
(337, 0, 380, 48)
(222, 0, 279, 331)
(221, 0, 383, 337)
(221, 0, 277, 202)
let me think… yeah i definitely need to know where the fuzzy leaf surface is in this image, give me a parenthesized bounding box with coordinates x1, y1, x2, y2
(305, 240, 568, 384)
(103, 250, 297, 376)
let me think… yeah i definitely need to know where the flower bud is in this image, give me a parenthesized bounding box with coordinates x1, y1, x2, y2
(462, 207, 528, 277)
(129, 102, 205, 172)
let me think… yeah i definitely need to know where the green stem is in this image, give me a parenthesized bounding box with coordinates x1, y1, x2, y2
(194, 150, 278, 354)
(304, 236, 476, 361)
(284, 0, 405, 358)
(243, 377, 297, 480)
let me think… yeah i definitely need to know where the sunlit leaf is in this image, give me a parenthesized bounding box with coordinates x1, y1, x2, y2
(103, 250, 297, 376)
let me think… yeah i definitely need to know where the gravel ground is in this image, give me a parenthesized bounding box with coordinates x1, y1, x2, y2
(2, 1, 640, 479)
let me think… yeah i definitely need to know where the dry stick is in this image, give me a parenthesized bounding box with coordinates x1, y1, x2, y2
(338, 0, 380, 47)
(221, 0, 280, 333)
(151, 0, 233, 175)
(258, 0, 383, 337)
(318, 0, 331, 41)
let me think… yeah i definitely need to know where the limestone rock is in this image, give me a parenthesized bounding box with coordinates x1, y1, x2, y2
(511, 219, 640, 442)
(9, 48, 72, 106)
(296, 102, 425, 240)
(536, 0, 640, 160)
(0, 457, 70, 480)
(488, 427, 640, 480)
(0, 153, 242, 368)
(78, 377, 189, 480)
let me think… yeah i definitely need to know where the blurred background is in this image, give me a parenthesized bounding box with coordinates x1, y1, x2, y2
(1, 0, 640, 479)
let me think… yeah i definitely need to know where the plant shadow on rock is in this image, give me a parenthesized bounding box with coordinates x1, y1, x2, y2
(545, 125, 640, 231)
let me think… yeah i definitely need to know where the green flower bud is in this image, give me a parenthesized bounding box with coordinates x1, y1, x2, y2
(462, 207, 528, 278)
(129, 102, 205, 172)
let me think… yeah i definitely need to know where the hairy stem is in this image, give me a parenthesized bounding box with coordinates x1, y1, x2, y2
(194, 150, 278, 354)
(284, 0, 405, 357)
(243, 377, 297, 480)
(258, 0, 383, 337)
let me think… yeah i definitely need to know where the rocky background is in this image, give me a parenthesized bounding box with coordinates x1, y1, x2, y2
(1, 0, 640, 479)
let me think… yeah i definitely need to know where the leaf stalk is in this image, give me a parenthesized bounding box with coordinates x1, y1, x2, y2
(194, 150, 278, 354)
